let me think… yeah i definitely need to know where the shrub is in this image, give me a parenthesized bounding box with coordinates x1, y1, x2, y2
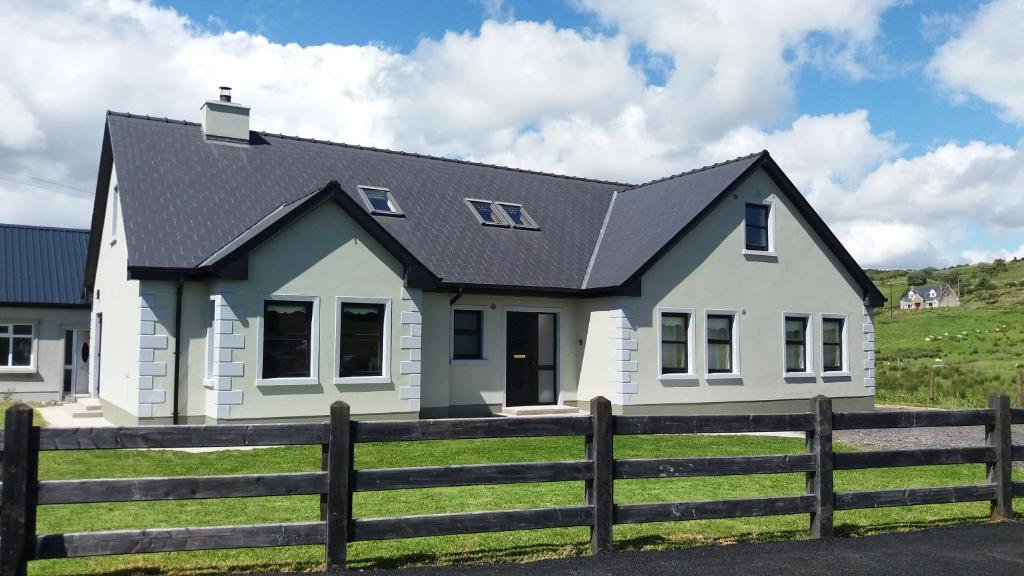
(907, 270, 928, 286)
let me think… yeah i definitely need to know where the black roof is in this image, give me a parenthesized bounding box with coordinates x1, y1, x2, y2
(87, 112, 885, 306)
(0, 224, 89, 307)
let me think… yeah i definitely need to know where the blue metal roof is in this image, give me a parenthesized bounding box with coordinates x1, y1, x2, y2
(0, 223, 89, 306)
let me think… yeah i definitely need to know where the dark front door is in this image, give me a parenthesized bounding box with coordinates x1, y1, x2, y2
(506, 311, 557, 407)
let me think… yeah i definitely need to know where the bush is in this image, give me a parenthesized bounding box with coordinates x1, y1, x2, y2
(907, 270, 928, 286)
(974, 275, 995, 291)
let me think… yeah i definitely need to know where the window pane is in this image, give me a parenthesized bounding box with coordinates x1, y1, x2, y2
(785, 343, 806, 372)
(470, 200, 500, 223)
(745, 224, 768, 250)
(823, 319, 843, 344)
(364, 190, 394, 212)
(538, 370, 555, 404)
(12, 337, 32, 366)
(661, 314, 688, 342)
(745, 204, 770, 250)
(262, 300, 313, 379)
(64, 330, 74, 366)
(707, 343, 732, 372)
(0, 338, 9, 366)
(13, 324, 32, 336)
(0, 325, 8, 334)
(823, 344, 843, 371)
(63, 368, 73, 393)
(785, 318, 806, 343)
(502, 205, 525, 225)
(661, 342, 687, 373)
(707, 315, 732, 341)
(453, 310, 480, 331)
(453, 333, 481, 359)
(746, 204, 768, 227)
(340, 303, 385, 377)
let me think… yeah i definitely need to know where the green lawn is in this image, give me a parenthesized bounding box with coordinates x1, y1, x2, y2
(23, 434, 1023, 576)
(0, 402, 49, 426)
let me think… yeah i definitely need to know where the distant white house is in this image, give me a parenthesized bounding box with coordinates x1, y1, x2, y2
(900, 283, 960, 310)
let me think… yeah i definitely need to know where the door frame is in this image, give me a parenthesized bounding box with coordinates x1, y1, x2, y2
(501, 306, 563, 409)
(61, 325, 90, 402)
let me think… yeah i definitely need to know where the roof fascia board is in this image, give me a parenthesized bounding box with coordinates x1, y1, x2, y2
(0, 302, 91, 309)
(83, 120, 115, 295)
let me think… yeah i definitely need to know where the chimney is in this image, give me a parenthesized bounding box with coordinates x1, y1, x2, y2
(200, 86, 250, 142)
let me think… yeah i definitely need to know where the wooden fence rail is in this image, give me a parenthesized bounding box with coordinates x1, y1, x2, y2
(1, 393, 1022, 575)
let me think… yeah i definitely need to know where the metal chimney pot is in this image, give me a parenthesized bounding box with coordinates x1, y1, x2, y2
(219, 86, 232, 103)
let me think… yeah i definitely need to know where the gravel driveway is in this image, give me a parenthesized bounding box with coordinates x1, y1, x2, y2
(835, 405, 1024, 467)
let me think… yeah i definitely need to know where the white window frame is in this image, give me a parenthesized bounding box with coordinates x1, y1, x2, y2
(0, 322, 38, 374)
(820, 313, 850, 377)
(334, 296, 392, 385)
(782, 312, 814, 378)
(357, 186, 404, 217)
(704, 309, 741, 379)
(465, 198, 510, 227)
(657, 307, 696, 380)
(742, 198, 777, 257)
(203, 296, 217, 387)
(256, 294, 320, 386)
(451, 304, 488, 364)
(495, 202, 539, 230)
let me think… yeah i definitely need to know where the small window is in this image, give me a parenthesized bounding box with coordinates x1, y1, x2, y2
(496, 203, 538, 229)
(358, 186, 403, 216)
(706, 314, 736, 374)
(784, 316, 810, 373)
(205, 299, 216, 380)
(262, 300, 314, 379)
(0, 324, 34, 368)
(339, 302, 386, 377)
(453, 309, 483, 360)
(660, 312, 690, 374)
(745, 203, 771, 251)
(822, 317, 845, 372)
(63, 330, 74, 394)
(466, 199, 508, 226)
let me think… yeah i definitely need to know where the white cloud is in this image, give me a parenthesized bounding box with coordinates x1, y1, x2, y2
(962, 245, 1024, 265)
(930, 0, 1024, 122)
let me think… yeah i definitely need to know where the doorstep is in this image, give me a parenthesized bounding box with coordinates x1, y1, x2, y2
(500, 405, 580, 417)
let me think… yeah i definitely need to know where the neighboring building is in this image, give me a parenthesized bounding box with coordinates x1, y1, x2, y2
(83, 90, 885, 425)
(0, 224, 91, 402)
(899, 283, 960, 310)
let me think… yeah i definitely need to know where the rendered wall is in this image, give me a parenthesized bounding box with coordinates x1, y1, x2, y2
(0, 306, 90, 401)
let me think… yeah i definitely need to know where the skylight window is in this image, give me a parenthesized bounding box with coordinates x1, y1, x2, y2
(466, 199, 509, 226)
(358, 186, 403, 216)
(496, 203, 538, 229)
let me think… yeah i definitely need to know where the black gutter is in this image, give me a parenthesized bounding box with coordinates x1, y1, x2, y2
(171, 276, 184, 425)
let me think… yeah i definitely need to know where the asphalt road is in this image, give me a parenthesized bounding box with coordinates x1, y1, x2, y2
(255, 523, 1024, 575)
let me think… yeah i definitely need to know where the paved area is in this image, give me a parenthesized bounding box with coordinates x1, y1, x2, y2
(255, 523, 1024, 575)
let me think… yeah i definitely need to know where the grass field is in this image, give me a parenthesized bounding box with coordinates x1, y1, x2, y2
(869, 259, 1024, 408)
(11, 431, 1020, 575)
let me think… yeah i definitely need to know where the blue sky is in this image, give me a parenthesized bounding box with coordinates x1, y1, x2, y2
(3, 0, 1024, 268)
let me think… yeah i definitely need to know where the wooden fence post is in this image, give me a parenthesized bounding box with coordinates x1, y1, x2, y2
(806, 396, 833, 538)
(985, 393, 1012, 520)
(588, 396, 613, 554)
(1, 404, 39, 576)
(325, 401, 352, 574)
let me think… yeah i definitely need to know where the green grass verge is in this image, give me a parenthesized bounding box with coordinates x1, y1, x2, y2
(0, 402, 49, 426)
(26, 435, 1024, 575)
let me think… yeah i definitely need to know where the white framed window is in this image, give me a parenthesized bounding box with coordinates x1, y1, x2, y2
(465, 198, 509, 226)
(821, 313, 849, 376)
(704, 309, 740, 378)
(657, 308, 696, 379)
(743, 199, 776, 256)
(109, 185, 119, 245)
(257, 295, 320, 386)
(451, 305, 486, 362)
(204, 297, 216, 385)
(495, 202, 539, 230)
(334, 296, 391, 385)
(358, 186, 403, 216)
(0, 323, 36, 372)
(782, 312, 814, 377)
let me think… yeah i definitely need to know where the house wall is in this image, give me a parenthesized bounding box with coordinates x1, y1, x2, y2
(0, 306, 90, 401)
(181, 200, 415, 421)
(576, 167, 875, 414)
(91, 168, 146, 421)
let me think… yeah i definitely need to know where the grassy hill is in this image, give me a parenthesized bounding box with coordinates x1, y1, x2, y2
(868, 258, 1024, 408)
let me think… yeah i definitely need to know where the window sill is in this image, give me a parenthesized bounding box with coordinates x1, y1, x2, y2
(0, 366, 37, 375)
(742, 249, 777, 259)
(705, 372, 742, 380)
(334, 376, 390, 385)
(784, 372, 816, 380)
(659, 373, 697, 381)
(821, 371, 851, 379)
(203, 378, 214, 389)
(257, 377, 319, 386)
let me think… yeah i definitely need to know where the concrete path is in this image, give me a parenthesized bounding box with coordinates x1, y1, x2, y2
(256, 523, 1024, 575)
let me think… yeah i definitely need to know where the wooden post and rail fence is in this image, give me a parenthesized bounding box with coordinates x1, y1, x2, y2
(1, 394, 1022, 575)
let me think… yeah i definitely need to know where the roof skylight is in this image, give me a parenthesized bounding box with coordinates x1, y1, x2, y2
(496, 203, 538, 229)
(358, 186, 403, 216)
(466, 199, 509, 226)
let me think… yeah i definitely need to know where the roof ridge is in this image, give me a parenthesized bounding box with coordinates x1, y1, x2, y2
(620, 150, 766, 193)
(106, 110, 634, 188)
(0, 222, 89, 233)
